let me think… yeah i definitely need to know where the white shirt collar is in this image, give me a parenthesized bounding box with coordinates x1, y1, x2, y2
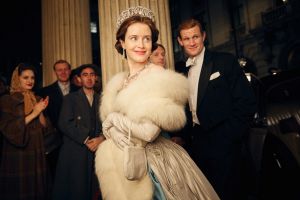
(58, 81, 70, 89)
(58, 81, 70, 95)
(185, 47, 206, 67)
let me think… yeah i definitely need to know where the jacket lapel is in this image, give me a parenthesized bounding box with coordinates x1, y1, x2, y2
(197, 50, 213, 107)
(54, 81, 64, 98)
(79, 88, 91, 108)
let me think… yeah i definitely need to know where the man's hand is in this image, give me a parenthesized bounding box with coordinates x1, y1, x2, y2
(86, 135, 105, 152)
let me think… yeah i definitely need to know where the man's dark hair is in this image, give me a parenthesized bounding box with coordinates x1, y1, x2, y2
(77, 64, 99, 76)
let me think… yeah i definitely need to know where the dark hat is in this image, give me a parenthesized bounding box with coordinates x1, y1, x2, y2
(76, 64, 100, 76)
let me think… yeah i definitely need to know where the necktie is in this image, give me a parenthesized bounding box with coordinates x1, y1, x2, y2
(62, 86, 68, 96)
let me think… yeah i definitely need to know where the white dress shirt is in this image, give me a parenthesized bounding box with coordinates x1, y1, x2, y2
(85, 92, 94, 107)
(186, 47, 206, 125)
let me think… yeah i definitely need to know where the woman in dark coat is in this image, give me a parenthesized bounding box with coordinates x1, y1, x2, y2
(0, 63, 50, 200)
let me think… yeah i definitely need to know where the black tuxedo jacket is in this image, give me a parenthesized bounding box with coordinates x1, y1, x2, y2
(182, 50, 257, 157)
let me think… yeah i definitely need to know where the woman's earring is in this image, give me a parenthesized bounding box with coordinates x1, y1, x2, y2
(123, 48, 126, 59)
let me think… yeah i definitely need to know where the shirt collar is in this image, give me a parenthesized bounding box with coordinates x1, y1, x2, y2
(58, 81, 70, 93)
(58, 81, 70, 88)
(185, 47, 206, 67)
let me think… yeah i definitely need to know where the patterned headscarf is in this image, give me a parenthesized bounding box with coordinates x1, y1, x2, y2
(10, 64, 37, 115)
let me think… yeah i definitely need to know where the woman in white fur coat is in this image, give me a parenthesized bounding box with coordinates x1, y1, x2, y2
(95, 6, 220, 200)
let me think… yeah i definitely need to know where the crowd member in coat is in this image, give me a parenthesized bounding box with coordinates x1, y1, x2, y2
(95, 6, 219, 200)
(0, 63, 51, 200)
(176, 18, 257, 200)
(52, 64, 105, 200)
(36, 59, 79, 181)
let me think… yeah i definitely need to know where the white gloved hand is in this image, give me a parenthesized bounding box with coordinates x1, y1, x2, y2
(107, 112, 160, 142)
(106, 112, 130, 133)
(109, 127, 131, 150)
(102, 117, 114, 138)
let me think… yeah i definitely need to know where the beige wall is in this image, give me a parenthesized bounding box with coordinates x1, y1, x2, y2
(42, 0, 92, 86)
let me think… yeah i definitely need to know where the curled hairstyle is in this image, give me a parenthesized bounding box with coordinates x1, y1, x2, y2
(115, 16, 159, 57)
(178, 18, 204, 38)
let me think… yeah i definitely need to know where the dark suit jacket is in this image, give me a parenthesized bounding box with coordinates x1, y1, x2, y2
(36, 81, 79, 132)
(184, 50, 257, 158)
(53, 89, 101, 200)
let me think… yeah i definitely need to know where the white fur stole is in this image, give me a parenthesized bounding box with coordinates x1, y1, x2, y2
(100, 68, 188, 132)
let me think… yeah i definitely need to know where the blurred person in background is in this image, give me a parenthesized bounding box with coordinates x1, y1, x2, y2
(149, 43, 166, 68)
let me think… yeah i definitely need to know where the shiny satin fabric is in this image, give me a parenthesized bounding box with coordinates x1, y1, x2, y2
(146, 136, 220, 200)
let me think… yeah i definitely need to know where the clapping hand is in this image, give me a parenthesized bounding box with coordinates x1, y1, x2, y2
(33, 96, 49, 115)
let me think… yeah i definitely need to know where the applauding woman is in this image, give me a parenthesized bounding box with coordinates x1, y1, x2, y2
(0, 63, 50, 199)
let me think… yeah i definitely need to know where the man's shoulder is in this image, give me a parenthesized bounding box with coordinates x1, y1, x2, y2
(205, 50, 241, 73)
(41, 81, 59, 92)
(94, 92, 100, 99)
(65, 89, 81, 99)
(209, 50, 236, 60)
(70, 83, 80, 92)
(36, 81, 59, 96)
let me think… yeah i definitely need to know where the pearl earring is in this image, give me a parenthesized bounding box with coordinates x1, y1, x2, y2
(123, 48, 126, 59)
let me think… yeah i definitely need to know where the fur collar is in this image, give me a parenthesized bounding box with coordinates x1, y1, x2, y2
(100, 67, 189, 132)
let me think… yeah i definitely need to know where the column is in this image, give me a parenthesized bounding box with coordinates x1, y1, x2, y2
(98, 0, 174, 86)
(42, 0, 92, 86)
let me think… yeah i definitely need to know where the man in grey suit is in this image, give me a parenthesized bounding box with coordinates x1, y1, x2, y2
(52, 64, 104, 200)
(176, 18, 257, 200)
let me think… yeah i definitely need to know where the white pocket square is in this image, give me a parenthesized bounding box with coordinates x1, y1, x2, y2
(209, 72, 220, 80)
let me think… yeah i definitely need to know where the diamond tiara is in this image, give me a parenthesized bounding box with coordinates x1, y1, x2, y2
(116, 6, 155, 30)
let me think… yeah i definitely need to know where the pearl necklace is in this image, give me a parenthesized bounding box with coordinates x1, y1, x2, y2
(123, 63, 148, 88)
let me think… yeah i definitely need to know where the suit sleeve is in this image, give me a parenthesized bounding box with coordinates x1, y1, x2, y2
(58, 95, 90, 144)
(0, 95, 29, 147)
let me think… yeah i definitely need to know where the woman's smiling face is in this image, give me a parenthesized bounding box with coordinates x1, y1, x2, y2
(121, 22, 152, 65)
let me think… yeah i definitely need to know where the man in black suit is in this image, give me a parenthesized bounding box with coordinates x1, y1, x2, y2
(176, 19, 257, 200)
(36, 60, 79, 180)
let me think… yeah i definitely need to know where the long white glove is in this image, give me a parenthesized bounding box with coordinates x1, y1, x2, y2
(105, 112, 161, 142)
(109, 127, 131, 150)
(102, 116, 133, 150)
(102, 117, 113, 138)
